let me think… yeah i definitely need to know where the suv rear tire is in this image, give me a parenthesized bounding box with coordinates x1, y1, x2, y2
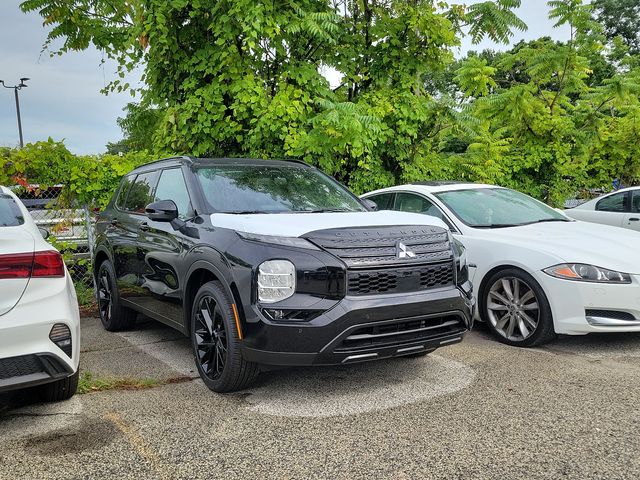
(190, 281, 259, 393)
(96, 260, 137, 331)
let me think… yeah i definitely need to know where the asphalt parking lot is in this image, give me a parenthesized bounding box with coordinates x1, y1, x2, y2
(2, 317, 640, 480)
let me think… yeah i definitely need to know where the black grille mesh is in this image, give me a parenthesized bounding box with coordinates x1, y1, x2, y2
(348, 263, 454, 295)
(0, 355, 44, 380)
(585, 309, 636, 321)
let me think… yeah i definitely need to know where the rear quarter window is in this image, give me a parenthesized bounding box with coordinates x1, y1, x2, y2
(0, 194, 25, 227)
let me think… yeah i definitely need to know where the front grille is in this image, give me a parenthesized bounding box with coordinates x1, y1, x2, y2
(585, 309, 637, 321)
(347, 262, 454, 295)
(334, 314, 466, 353)
(304, 225, 452, 269)
(0, 355, 44, 380)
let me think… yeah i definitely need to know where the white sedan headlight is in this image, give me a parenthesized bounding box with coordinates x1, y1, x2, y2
(544, 263, 631, 284)
(258, 260, 296, 303)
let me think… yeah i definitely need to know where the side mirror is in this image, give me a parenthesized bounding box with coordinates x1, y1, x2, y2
(362, 199, 378, 211)
(38, 227, 50, 239)
(145, 200, 179, 222)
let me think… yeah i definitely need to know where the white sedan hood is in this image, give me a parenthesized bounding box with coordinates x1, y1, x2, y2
(482, 220, 640, 274)
(210, 210, 448, 237)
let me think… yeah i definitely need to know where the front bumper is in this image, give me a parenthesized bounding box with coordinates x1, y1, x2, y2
(241, 286, 473, 366)
(535, 272, 640, 335)
(0, 274, 80, 392)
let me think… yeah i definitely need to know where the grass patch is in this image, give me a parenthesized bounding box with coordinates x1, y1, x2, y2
(77, 372, 163, 394)
(77, 371, 195, 394)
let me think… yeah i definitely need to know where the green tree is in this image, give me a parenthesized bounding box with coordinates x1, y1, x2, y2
(592, 0, 640, 54)
(453, 0, 640, 204)
(106, 102, 163, 154)
(21, 0, 527, 193)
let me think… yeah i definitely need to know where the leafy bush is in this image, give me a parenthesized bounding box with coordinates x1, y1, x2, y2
(0, 138, 154, 208)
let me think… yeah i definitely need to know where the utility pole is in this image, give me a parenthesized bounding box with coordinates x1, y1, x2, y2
(1, 78, 29, 148)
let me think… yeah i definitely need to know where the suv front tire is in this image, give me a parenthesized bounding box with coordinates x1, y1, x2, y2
(190, 281, 259, 392)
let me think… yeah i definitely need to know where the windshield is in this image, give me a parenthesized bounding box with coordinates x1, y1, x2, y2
(434, 188, 569, 228)
(0, 194, 25, 227)
(196, 164, 366, 214)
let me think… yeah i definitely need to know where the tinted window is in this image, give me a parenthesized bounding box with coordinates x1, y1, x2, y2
(115, 176, 134, 209)
(393, 192, 454, 229)
(367, 193, 394, 210)
(196, 165, 365, 213)
(596, 192, 630, 213)
(0, 194, 25, 227)
(154, 168, 192, 218)
(633, 192, 640, 213)
(435, 188, 567, 228)
(123, 171, 159, 213)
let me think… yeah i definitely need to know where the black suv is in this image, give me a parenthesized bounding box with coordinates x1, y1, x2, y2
(94, 157, 474, 392)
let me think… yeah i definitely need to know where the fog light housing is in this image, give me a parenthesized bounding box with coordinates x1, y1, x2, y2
(258, 260, 296, 303)
(49, 323, 72, 358)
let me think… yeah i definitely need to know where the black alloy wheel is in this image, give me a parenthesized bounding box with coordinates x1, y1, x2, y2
(97, 269, 112, 325)
(96, 260, 137, 331)
(190, 281, 259, 393)
(194, 295, 228, 380)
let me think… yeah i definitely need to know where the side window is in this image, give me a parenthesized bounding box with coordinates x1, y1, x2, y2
(115, 176, 134, 209)
(366, 193, 394, 210)
(393, 192, 456, 231)
(154, 168, 193, 219)
(632, 191, 640, 213)
(596, 192, 629, 213)
(123, 171, 159, 214)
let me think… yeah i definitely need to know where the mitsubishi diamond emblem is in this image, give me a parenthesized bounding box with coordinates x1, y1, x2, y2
(396, 242, 416, 259)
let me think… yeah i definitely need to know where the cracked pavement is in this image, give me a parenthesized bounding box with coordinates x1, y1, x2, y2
(2, 317, 640, 479)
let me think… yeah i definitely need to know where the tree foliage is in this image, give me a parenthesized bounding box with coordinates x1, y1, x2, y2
(0, 139, 153, 207)
(21, 0, 529, 193)
(19, 0, 640, 205)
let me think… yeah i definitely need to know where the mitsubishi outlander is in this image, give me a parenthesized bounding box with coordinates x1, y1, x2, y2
(93, 157, 473, 392)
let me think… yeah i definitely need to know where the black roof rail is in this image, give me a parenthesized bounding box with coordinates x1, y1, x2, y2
(136, 155, 196, 169)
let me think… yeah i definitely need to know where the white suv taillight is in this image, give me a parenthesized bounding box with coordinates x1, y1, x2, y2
(0, 251, 65, 279)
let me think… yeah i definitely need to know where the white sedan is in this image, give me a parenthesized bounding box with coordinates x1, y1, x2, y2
(0, 186, 80, 401)
(565, 186, 640, 232)
(362, 182, 640, 347)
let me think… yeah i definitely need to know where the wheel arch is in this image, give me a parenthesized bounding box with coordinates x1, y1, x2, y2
(183, 260, 243, 335)
(93, 246, 113, 281)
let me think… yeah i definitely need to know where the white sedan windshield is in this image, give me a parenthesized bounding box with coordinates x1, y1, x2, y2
(435, 188, 569, 228)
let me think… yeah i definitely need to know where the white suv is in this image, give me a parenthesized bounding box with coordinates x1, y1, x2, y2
(0, 186, 80, 401)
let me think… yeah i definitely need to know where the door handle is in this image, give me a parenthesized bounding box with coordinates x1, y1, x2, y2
(629, 218, 640, 222)
(140, 222, 150, 232)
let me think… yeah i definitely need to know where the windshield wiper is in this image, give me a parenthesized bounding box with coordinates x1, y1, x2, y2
(527, 218, 571, 224)
(222, 210, 278, 215)
(295, 208, 355, 213)
(474, 223, 522, 229)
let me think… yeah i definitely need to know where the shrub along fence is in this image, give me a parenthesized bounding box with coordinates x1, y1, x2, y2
(1, 140, 154, 303)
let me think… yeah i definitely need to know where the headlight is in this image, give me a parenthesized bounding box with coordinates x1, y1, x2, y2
(238, 232, 319, 250)
(544, 263, 631, 284)
(258, 260, 296, 303)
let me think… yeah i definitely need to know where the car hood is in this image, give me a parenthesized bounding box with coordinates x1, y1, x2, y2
(210, 210, 448, 237)
(474, 220, 640, 274)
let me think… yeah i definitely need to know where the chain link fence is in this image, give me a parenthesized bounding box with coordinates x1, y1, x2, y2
(15, 185, 95, 289)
